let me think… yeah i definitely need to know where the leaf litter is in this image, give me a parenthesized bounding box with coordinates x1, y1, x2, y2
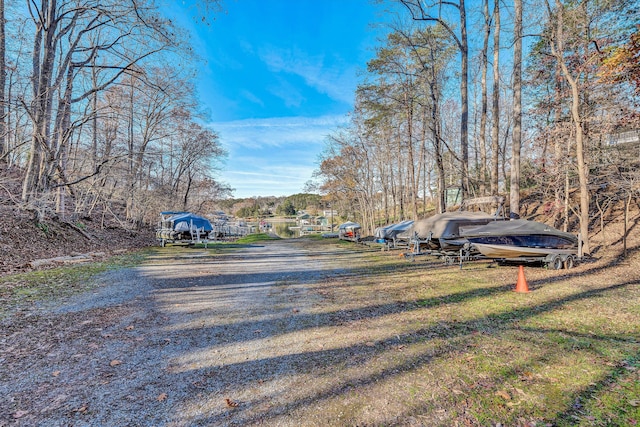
(0, 238, 638, 426)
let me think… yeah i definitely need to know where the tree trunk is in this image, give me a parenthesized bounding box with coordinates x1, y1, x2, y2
(23, 0, 59, 202)
(549, 0, 591, 254)
(0, 0, 6, 160)
(460, 0, 469, 199)
(623, 193, 631, 258)
(479, 0, 490, 196)
(490, 0, 500, 197)
(405, 93, 418, 220)
(510, 0, 522, 216)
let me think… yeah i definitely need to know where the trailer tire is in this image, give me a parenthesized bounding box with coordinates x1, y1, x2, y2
(564, 255, 575, 269)
(549, 255, 563, 270)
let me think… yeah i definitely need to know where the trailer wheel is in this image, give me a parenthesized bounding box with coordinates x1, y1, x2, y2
(564, 255, 575, 269)
(549, 255, 563, 270)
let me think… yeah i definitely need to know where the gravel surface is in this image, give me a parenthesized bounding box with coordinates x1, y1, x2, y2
(0, 239, 356, 427)
(3, 235, 638, 426)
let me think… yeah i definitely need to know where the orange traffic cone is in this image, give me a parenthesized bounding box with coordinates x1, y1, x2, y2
(514, 265, 530, 293)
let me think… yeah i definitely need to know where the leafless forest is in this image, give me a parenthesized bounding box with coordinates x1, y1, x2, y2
(0, 0, 229, 229)
(0, 0, 639, 256)
(314, 0, 640, 257)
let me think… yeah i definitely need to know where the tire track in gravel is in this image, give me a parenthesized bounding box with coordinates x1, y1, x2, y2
(0, 238, 357, 426)
(138, 239, 351, 426)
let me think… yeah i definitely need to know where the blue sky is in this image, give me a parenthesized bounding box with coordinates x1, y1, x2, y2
(174, 0, 396, 198)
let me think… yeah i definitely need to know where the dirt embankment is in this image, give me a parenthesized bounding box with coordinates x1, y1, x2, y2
(0, 206, 155, 274)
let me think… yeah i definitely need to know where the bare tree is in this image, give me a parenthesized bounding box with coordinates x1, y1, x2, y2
(478, 0, 491, 196)
(510, 0, 523, 217)
(20, 0, 175, 209)
(399, 0, 470, 199)
(545, 0, 591, 254)
(0, 0, 5, 160)
(490, 0, 500, 196)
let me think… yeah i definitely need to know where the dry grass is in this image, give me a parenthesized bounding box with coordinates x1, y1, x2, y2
(1, 238, 638, 426)
(273, 239, 640, 426)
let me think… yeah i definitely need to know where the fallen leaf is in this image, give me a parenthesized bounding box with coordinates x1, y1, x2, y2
(125, 325, 134, 331)
(110, 360, 122, 367)
(74, 405, 88, 414)
(495, 390, 511, 400)
(52, 370, 61, 377)
(13, 410, 29, 419)
(629, 400, 639, 407)
(157, 393, 168, 402)
(225, 398, 239, 407)
(520, 371, 534, 381)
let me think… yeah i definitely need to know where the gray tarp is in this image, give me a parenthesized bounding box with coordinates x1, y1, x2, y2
(338, 221, 361, 231)
(404, 211, 500, 240)
(374, 220, 414, 240)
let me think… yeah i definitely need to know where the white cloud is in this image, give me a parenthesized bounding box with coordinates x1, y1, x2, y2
(267, 78, 305, 108)
(209, 115, 346, 198)
(211, 115, 348, 150)
(258, 45, 356, 105)
(240, 90, 264, 107)
(225, 168, 315, 198)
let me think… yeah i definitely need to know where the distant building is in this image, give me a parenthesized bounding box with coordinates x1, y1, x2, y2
(608, 129, 640, 146)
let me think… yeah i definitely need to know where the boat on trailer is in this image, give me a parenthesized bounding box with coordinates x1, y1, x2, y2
(374, 220, 414, 248)
(156, 211, 214, 247)
(461, 219, 581, 269)
(338, 221, 362, 242)
(404, 211, 504, 255)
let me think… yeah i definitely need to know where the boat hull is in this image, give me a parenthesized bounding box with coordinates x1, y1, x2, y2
(472, 243, 577, 259)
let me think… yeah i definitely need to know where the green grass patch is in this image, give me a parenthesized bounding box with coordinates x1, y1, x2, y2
(298, 233, 326, 240)
(0, 249, 150, 317)
(308, 246, 640, 425)
(235, 233, 281, 243)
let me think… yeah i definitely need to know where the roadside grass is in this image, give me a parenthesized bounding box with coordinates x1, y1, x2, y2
(294, 240, 640, 426)
(0, 249, 151, 317)
(235, 233, 280, 243)
(299, 233, 326, 240)
(2, 236, 638, 425)
(152, 233, 281, 256)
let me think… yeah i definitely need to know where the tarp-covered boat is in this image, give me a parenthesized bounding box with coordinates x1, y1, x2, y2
(156, 211, 213, 246)
(461, 219, 579, 260)
(402, 211, 503, 253)
(338, 221, 361, 241)
(374, 220, 414, 242)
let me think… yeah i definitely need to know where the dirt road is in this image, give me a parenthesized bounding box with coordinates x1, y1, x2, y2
(5, 237, 638, 426)
(1, 239, 379, 427)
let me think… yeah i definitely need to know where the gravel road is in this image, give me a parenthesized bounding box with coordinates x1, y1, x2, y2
(0, 239, 361, 427)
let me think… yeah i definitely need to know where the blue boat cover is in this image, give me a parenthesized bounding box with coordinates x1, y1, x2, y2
(165, 212, 213, 231)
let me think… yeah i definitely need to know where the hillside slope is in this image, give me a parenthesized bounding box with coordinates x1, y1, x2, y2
(0, 165, 155, 274)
